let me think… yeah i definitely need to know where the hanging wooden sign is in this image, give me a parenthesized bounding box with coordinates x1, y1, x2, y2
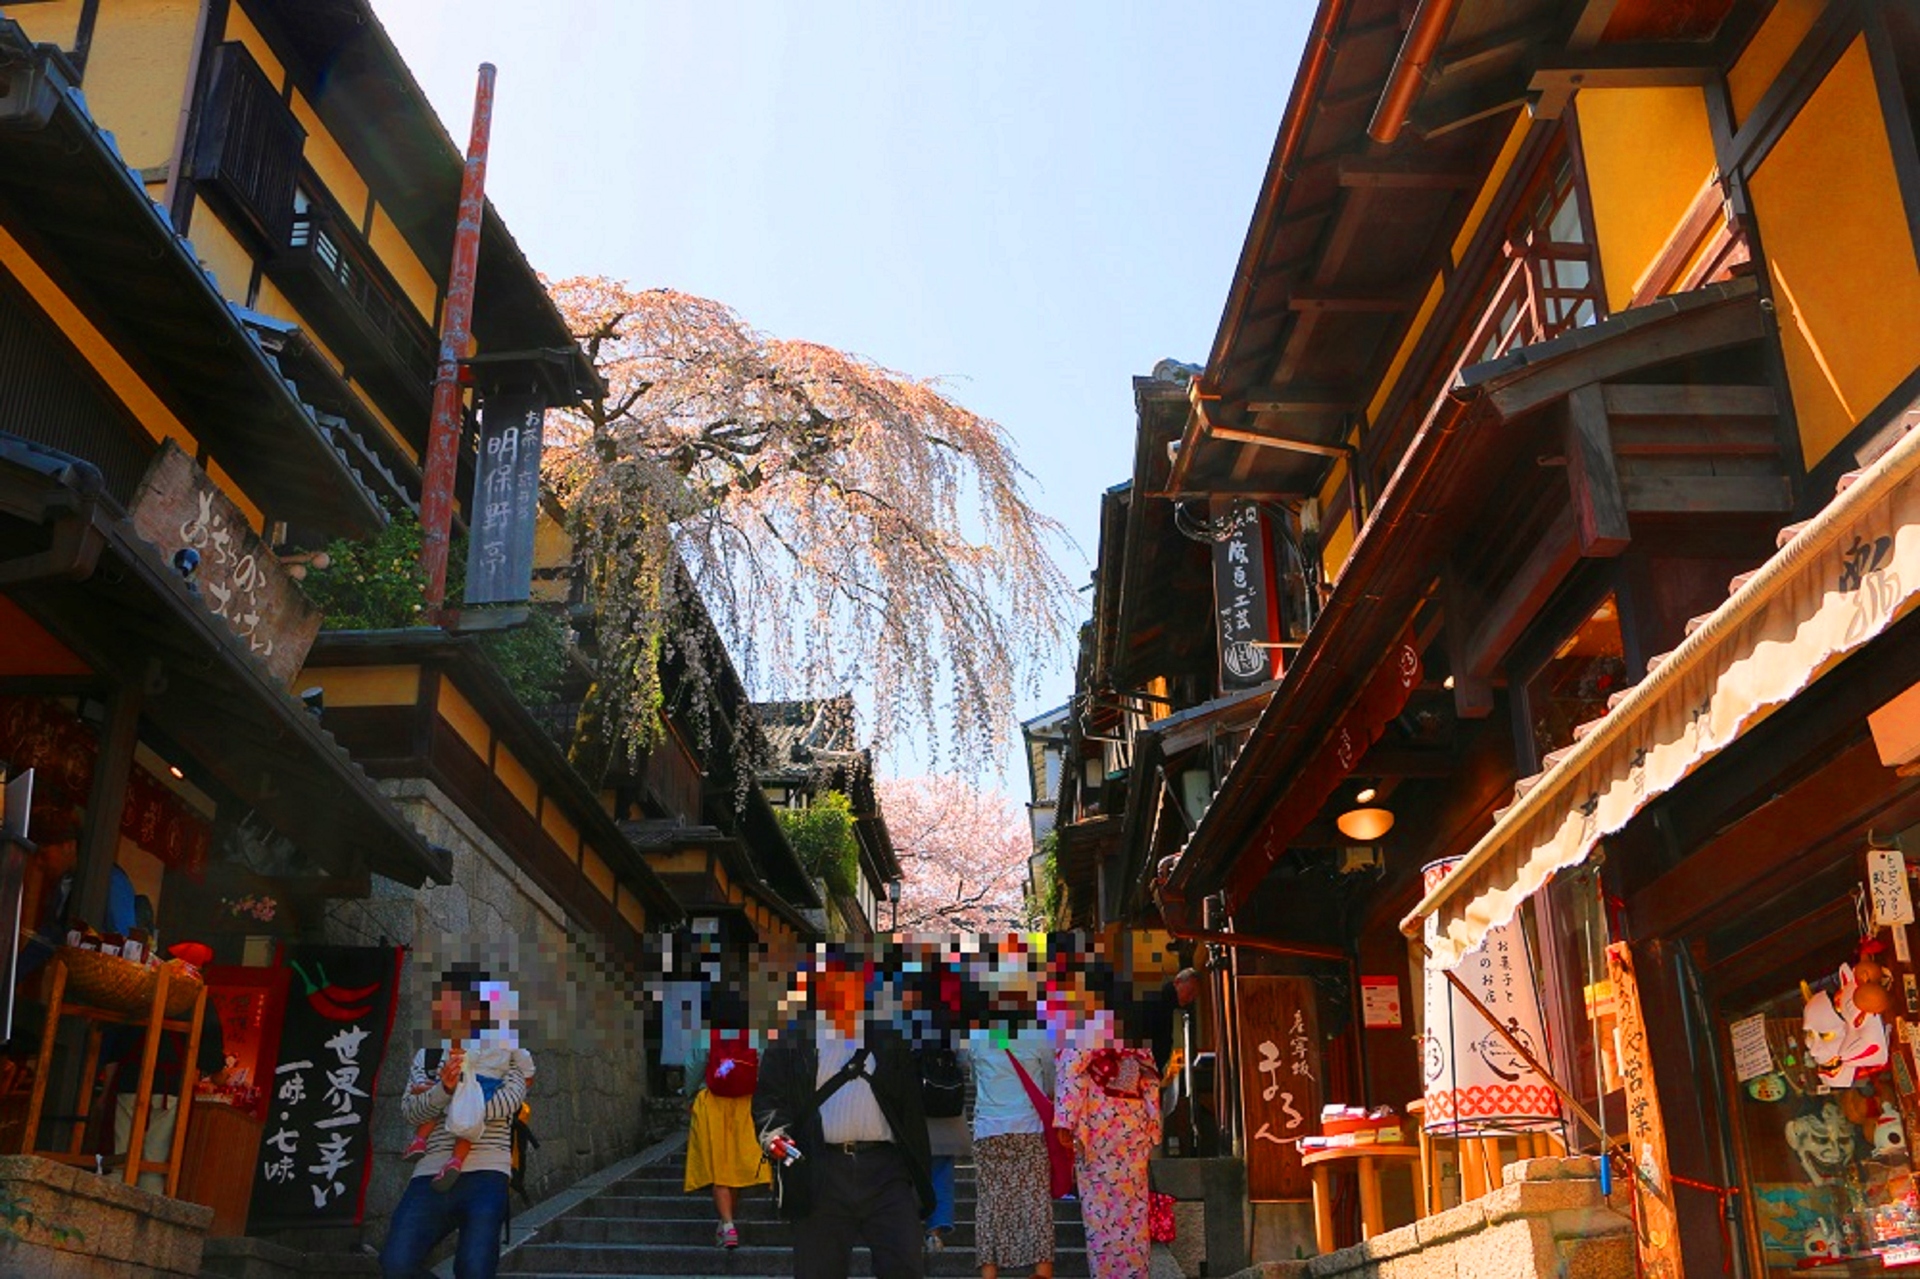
(463, 390, 548, 606)
(1236, 974, 1321, 1201)
(1609, 940, 1684, 1279)
(129, 442, 322, 685)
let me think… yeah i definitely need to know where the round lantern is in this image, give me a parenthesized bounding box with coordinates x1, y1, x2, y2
(1418, 856, 1562, 1136)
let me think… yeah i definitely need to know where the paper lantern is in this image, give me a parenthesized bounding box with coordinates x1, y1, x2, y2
(1418, 856, 1562, 1136)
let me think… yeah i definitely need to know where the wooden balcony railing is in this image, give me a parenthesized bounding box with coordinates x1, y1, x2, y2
(190, 43, 305, 251)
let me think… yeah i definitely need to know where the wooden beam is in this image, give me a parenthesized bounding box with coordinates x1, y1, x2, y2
(1529, 46, 1719, 118)
(1569, 0, 1624, 50)
(1410, 82, 1528, 140)
(1335, 157, 1480, 190)
(1245, 386, 1363, 414)
(1431, 16, 1562, 81)
(74, 683, 142, 925)
(1565, 385, 1631, 556)
(1599, 383, 1777, 418)
(1483, 298, 1768, 421)
(1609, 421, 1780, 456)
(1441, 569, 1497, 720)
(1287, 289, 1423, 314)
(1462, 506, 1583, 682)
(1621, 473, 1793, 513)
(1205, 426, 1349, 460)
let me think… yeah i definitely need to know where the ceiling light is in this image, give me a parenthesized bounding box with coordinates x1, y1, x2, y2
(1442, 675, 1456, 690)
(167, 764, 185, 780)
(1355, 786, 1377, 804)
(1335, 806, 1395, 842)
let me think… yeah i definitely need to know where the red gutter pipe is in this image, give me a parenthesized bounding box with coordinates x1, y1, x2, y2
(1368, 0, 1461, 145)
(421, 62, 497, 618)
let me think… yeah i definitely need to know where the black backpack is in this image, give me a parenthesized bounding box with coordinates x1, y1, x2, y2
(918, 1046, 965, 1119)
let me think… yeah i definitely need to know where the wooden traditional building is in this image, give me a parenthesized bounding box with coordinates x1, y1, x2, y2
(0, 1, 691, 1267)
(1060, 1, 1920, 1273)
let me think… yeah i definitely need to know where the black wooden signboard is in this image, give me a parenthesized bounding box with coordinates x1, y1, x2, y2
(247, 945, 402, 1230)
(1211, 499, 1280, 691)
(463, 391, 548, 606)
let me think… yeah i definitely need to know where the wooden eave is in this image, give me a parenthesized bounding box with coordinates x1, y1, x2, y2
(1176, 0, 1755, 506)
(1168, 278, 1768, 907)
(245, 0, 599, 400)
(0, 23, 386, 537)
(0, 442, 445, 887)
(305, 628, 685, 924)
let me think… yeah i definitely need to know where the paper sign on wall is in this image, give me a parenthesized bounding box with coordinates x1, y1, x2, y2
(1871, 848, 1915, 926)
(1730, 1012, 1774, 1082)
(1360, 976, 1403, 1028)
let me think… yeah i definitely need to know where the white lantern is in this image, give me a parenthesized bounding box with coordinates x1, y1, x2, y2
(1419, 856, 1561, 1135)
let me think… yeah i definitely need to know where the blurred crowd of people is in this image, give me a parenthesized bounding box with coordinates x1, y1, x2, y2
(676, 934, 1180, 1279)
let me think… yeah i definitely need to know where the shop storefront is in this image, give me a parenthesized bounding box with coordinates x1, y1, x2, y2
(1408, 421, 1920, 1274)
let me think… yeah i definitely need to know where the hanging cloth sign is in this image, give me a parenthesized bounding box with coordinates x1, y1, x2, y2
(247, 945, 403, 1230)
(1419, 856, 1558, 1135)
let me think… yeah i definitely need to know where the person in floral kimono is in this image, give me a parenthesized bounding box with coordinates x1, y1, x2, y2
(1054, 997, 1161, 1279)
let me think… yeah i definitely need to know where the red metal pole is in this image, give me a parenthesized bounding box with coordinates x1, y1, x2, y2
(420, 62, 497, 618)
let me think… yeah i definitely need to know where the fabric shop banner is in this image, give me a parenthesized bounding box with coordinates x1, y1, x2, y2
(247, 945, 403, 1230)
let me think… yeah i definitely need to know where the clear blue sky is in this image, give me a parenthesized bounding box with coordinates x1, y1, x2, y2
(377, 1, 1310, 788)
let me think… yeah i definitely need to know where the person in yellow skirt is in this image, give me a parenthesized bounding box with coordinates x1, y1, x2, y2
(684, 995, 770, 1249)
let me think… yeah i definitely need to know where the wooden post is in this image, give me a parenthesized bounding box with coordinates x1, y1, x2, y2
(1609, 940, 1684, 1279)
(165, 984, 206, 1196)
(72, 687, 140, 926)
(123, 965, 169, 1187)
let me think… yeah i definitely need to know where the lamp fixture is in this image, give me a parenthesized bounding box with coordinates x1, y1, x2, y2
(167, 764, 185, 780)
(887, 878, 903, 904)
(1442, 675, 1456, 690)
(1355, 786, 1377, 804)
(1335, 805, 1395, 842)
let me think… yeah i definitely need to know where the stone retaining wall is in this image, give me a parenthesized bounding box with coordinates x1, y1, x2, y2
(1300, 1156, 1633, 1279)
(310, 778, 653, 1251)
(0, 1154, 212, 1278)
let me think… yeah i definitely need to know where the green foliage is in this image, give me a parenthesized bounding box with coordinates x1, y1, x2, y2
(1024, 829, 1065, 930)
(297, 512, 572, 705)
(473, 608, 572, 705)
(777, 791, 862, 899)
(297, 512, 430, 630)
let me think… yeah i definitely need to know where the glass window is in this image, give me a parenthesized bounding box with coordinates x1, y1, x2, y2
(1525, 594, 1626, 765)
(1728, 973, 1918, 1272)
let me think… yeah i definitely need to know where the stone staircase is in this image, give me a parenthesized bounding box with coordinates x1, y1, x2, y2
(500, 1156, 1092, 1276)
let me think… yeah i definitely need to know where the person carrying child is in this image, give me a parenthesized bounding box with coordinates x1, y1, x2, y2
(379, 966, 532, 1279)
(402, 974, 533, 1191)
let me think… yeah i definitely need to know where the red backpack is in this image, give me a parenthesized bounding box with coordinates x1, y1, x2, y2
(705, 1031, 759, 1098)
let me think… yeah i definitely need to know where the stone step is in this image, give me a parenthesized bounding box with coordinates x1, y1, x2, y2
(500, 1242, 1092, 1276)
(546, 1214, 1086, 1249)
(575, 1192, 1084, 1224)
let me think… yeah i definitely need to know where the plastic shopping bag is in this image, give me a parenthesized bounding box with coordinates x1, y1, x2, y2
(447, 1067, 487, 1143)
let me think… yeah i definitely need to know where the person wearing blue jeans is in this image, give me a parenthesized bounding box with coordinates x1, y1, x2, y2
(379, 1171, 511, 1279)
(928, 1155, 957, 1241)
(381, 967, 531, 1279)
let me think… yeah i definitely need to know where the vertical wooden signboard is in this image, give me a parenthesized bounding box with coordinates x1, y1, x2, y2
(463, 390, 548, 606)
(1210, 499, 1282, 691)
(1237, 975, 1321, 1200)
(1608, 941, 1684, 1278)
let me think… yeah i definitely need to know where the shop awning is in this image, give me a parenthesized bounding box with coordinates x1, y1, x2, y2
(1404, 413, 1920, 969)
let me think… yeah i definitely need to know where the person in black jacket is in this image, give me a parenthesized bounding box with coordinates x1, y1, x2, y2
(754, 948, 934, 1279)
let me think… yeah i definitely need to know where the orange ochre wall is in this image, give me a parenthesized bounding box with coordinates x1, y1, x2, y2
(1748, 36, 1920, 469)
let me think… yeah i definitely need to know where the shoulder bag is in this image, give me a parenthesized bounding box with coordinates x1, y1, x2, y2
(767, 1047, 871, 1221)
(1007, 1049, 1075, 1200)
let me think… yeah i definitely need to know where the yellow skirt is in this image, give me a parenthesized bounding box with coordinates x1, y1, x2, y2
(684, 1088, 771, 1191)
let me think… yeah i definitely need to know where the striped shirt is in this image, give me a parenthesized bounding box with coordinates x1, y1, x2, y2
(398, 1045, 532, 1178)
(816, 1025, 893, 1145)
